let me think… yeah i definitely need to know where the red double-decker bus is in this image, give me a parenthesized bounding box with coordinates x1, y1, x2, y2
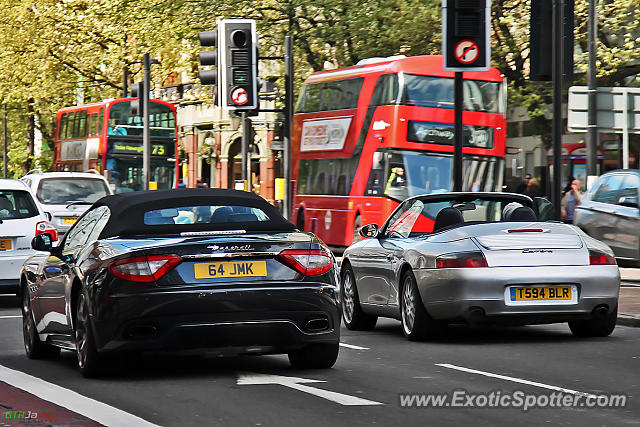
(291, 55, 507, 247)
(53, 98, 179, 192)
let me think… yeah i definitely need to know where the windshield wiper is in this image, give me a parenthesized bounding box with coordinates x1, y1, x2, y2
(66, 201, 94, 208)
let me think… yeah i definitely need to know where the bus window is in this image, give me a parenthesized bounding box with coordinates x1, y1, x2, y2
(65, 112, 75, 139)
(59, 113, 68, 140)
(97, 109, 104, 136)
(77, 110, 87, 139)
(371, 74, 399, 107)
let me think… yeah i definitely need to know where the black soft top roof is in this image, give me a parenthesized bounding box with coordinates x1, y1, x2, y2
(94, 188, 296, 238)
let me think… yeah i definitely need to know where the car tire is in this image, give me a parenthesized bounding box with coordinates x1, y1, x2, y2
(568, 306, 617, 338)
(400, 270, 446, 341)
(341, 265, 377, 331)
(22, 288, 60, 359)
(351, 214, 362, 245)
(288, 342, 339, 369)
(75, 292, 104, 377)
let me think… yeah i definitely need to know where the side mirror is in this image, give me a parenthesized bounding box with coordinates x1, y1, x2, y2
(44, 212, 52, 221)
(618, 196, 639, 208)
(359, 223, 380, 239)
(31, 233, 53, 252)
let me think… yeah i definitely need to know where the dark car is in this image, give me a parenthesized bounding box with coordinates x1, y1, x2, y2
(574, 170, 640, 264)
(20, 189, 340, 377)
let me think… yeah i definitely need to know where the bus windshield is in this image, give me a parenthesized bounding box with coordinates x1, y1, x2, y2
(366, 150, 504, 201)
(105, 157, 175, 192)
(108, 101, 175, 137)
(402, 75, 503, 114)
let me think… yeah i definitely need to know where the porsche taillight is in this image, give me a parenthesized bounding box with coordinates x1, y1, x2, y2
(109, 255, 182, 282)
(35, 221, 58, 242)
(589, 250, 616, 265)
(278, 247, 333, 276)
(435, 251, 488, 268)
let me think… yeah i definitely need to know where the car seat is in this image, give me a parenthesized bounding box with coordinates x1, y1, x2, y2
(433, 207, 464, 232)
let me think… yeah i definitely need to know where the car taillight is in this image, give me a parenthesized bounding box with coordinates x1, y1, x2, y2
(278, 247, 333, 276)
(589, 250, 616, 265)
(35, 221, 58, 242)
(436, 251, 488, 268)
(109, 255, 182, 282)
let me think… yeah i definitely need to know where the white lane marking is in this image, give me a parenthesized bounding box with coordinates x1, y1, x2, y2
(0, 364, 161, 426)
(339, 342, 369, 350)
(237, 373, 383, 406)
(436, 363, 599, 398)
(0, 315, 21, 319)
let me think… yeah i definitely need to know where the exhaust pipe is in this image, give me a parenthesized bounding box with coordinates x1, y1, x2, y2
(466, 307, 486, 325)
(126, 325, 158, 339)
(592, 305, 609, 319)
(305, 317, 330, 332)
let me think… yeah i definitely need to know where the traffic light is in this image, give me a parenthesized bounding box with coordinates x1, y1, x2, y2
(130, 81, 145, 116)
(530, 0, 574, 81)
(198, 30, 218, 88)
(219, 19, 258, 111)
(442, 0, 491, 71)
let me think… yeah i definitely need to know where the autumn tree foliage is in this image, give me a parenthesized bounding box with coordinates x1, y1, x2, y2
(0, 0, 637, 174)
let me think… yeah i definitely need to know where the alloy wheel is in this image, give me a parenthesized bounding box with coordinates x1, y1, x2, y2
(342, 272, 355, 324)
(402, 277, 416, 335)
(75, 294, 89, 369)
(22, 290, 34, 354)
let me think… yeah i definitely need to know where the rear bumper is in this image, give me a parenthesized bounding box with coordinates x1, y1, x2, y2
(90, 284, 341, 354)
(0, 254, 32, 283)
(415, 265, 620, 324)
(0, 279, 19, 294)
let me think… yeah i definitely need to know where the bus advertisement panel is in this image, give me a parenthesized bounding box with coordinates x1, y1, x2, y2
(53, 98, 179, 192)
(291, 55, 507, 247)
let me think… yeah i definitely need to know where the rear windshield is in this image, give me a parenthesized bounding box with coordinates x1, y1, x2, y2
(0, 190, 39, 219)
(37, 178, 109, 205)
(144, 205, 271, 226)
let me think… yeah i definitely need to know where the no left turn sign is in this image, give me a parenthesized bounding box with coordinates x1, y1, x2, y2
(454, 40, 480, 65)
(230, 87, 249, 106)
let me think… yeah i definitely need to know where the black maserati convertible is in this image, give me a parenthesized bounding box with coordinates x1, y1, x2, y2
(20, 189, 340, 376)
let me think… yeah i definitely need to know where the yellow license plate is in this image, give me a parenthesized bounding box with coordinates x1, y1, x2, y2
(510, 286, 572, 301)
(194, 260, 267, 279)
(62, 217, 78, 225)
(0, 239, 12, 251)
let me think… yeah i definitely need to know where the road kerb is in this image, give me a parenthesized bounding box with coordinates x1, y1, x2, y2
(618, 314, 640, 328)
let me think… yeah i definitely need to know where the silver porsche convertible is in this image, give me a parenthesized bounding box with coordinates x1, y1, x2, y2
(341, 192, 620, 340)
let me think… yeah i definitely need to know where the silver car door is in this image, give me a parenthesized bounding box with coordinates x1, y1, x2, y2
(609, 174, 640, 260)
(585, 174, 626, 251)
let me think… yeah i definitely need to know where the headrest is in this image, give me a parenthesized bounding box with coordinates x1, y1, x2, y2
(433, 207, 464, 233)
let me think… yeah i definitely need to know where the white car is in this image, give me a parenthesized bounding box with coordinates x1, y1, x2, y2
(0, 179, 58, 295)
(20, 171, 113, 237)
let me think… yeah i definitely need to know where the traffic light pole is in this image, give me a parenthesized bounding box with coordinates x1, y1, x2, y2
(453, 72, 463, 192)
(586, 0, 598, 179)
(241, 112, 251, 189)
(143, 53, 151, 191)
(551, 0, 564, 220)
(283, 36, 293, 220)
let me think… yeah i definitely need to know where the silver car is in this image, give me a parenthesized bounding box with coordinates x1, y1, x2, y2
(341, 192, 620, 340)
(574, 170, 640, 265)
(20, 171, 113, 237)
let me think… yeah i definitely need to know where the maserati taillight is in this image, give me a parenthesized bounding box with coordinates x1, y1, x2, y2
(278, 247, 333, 276)
(436, 251, 488, 268)
(589, 250, 616, 265)
(109, 255, 182, 282)
(35, 221, 58, 242)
